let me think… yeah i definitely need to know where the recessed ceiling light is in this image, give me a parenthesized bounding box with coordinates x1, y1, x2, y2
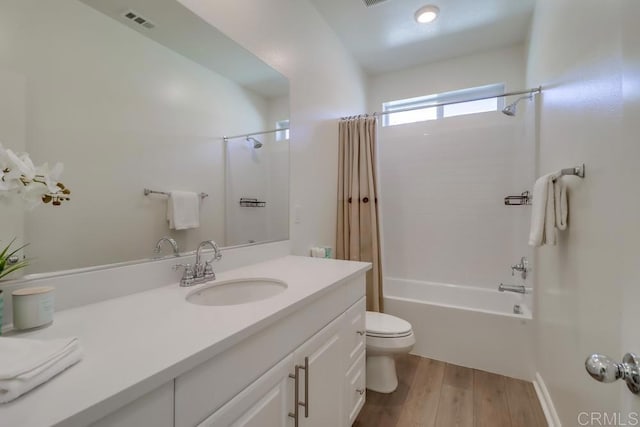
(414, 5, 439, 24)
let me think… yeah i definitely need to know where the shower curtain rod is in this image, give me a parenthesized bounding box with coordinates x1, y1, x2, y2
(223, 127, 290, 141)
(340, 86, 542, 120)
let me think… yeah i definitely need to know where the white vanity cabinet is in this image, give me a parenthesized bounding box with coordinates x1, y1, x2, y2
(341, 298, 367, 426)
(293, 306, 348, 427)
(90, 381, 174, 427)
(198, 309, 352, 427)
(175, 279, 366, 427)
(197, 355, 295, 427)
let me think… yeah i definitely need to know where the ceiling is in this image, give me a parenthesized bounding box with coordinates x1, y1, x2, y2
(308, 0, 536, 75)
(80, 0, 288, 98)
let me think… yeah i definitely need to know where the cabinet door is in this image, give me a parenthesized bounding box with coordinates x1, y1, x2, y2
(345, 351, 366, 426)
(295, 313, 346, 427)
(198, 354, 294, 427)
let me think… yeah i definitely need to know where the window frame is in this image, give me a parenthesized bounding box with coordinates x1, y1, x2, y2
(275, 119, 290, 141)
(381, 83, 506, 127)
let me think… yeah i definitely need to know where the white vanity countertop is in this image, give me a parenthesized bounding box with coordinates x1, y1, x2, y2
(0, 256, 370, 427)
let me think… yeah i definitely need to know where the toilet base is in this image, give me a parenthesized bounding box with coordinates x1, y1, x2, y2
(366, 355, 399, 393)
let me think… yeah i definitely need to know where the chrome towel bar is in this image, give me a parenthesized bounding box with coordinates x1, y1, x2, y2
(143, 188, 208, 199)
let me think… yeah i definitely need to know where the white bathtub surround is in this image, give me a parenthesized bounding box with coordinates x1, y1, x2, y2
(0, 336, 82, 403)
(0, 256, 370, 426)
(384, 277, 534, 380)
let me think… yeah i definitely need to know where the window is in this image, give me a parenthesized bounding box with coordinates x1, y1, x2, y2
(382, 83, 505, 127)
(275, 119, 290, 141)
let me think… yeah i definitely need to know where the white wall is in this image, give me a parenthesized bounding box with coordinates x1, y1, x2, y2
(0, 0, 270, 272)
(177, 0, 368, 257)
(370, 45, 533, 290)
(0, 70, 26, 252)
(527, 0, 640, 423)
(368, 45, 526, 113)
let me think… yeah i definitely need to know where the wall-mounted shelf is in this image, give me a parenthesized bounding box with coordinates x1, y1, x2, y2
(240, 197, 266, 207)
(504, 191, 531, 206)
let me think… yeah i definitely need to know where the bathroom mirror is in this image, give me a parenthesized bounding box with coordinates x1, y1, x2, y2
(0, 0, 290, 275)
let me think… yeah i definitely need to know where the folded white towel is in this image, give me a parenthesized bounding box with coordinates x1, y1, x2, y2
(0, 336, 82, 403)
(167, 191, 200, 230)
(529, 173, 557, 246)
(554, 179, 568, 230)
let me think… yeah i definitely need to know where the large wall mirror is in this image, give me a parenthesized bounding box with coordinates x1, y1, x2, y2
(0, 0, 290, 276)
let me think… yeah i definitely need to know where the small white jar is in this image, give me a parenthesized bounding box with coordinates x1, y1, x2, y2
(12, 287, 55, 330)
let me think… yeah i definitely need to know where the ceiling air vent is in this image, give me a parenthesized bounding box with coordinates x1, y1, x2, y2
(122, 10, 155, 29)
(362, 0, 388, 7)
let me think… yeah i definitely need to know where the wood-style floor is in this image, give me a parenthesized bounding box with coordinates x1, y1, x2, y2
(354, 354, 547, 427)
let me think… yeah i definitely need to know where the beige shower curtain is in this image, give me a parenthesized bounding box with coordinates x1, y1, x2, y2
(337, 116, 384, 312)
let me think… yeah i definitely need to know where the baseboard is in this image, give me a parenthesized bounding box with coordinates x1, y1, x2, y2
(534, 372, 562, 427)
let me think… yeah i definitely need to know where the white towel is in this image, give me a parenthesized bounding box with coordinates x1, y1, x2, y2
(0, 336, 83, 403)
(554, 179, 568, 230)
(529, 173, 557, 246)
(167, 191, 200, 230)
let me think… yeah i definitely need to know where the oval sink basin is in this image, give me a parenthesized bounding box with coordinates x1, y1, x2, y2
(186, 278, 287, 306)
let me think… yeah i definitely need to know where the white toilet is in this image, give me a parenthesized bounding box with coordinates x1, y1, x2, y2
(365, 311, 416, 393)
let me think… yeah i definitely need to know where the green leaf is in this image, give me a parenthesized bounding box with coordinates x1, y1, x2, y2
(0, 259, 29, 279)
(0, 237, 16, 259)
(0, 238, 30, 280)
(6, 242, 29, 260)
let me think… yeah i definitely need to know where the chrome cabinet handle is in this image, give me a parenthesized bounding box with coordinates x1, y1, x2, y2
(585, 353, 640, 394)
(356, 330, 366, 336)
(301, 356, 309, 418)
(288, 357, 310, 425)
(356, 388, 365, 395)
(288, 366, 300, 427)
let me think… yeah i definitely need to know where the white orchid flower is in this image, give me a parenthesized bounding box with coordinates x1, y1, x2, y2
(21, 180, 50, 210)
(38, 162, 64, 193)
(0, 142, 68, 207)
(0, 146, 23, 191)
(5, 149, 36, 180)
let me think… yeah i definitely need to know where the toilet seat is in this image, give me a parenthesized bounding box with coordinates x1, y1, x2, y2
(366, 311, 413, 338)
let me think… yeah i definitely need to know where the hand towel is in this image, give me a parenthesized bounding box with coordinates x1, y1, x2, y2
(529, 173, 557, 246)
(167, 191, 200, 230)
(554, 179, 568, 230)
(0, 336, 83, 403)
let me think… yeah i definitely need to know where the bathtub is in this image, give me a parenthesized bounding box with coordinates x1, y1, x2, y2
(384, 277, 534, 380)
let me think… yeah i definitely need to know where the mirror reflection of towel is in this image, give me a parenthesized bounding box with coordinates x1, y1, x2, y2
(167, 191, 200, 230)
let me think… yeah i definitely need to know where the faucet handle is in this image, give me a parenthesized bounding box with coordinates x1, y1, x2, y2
(203, 261, 216, 281)
(173, 263, 195, 287)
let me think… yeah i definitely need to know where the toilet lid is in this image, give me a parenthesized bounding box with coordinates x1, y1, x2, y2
(366, 311, 413, 338)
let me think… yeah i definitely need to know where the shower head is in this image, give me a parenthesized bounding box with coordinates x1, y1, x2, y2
(246, 136, 263, 149)
(502, 94, 533, 117)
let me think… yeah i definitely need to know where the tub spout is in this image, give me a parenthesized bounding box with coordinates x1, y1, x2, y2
(498, 283, 529, 294)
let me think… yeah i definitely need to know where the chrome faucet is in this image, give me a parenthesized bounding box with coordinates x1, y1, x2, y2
(174, 240, 222, 287)
(195, 240, 222, 280)
(498, 283, 530, 294)
(153, 236, 179, 258)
